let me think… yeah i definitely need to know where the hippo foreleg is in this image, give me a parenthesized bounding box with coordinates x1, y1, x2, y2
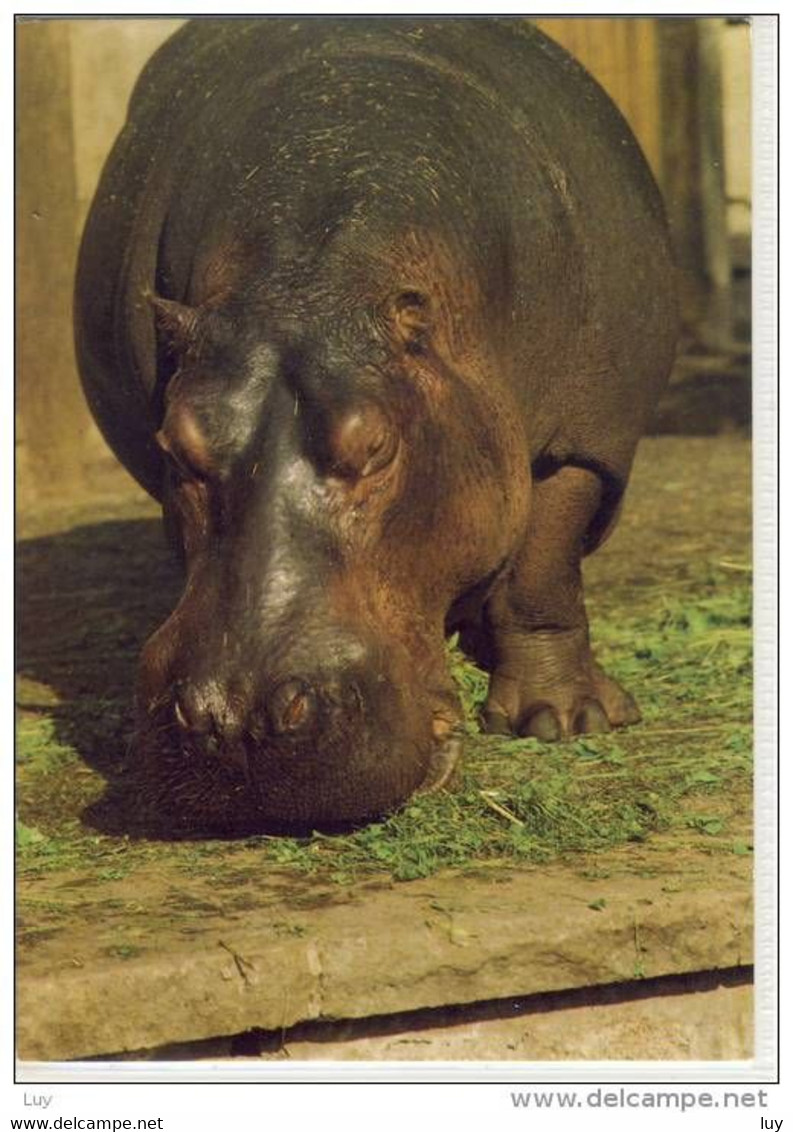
(480, 465, 641, 741)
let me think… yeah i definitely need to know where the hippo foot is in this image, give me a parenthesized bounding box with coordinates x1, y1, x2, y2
(481, 627, 640, 741)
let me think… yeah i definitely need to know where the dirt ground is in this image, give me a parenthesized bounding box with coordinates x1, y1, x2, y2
(16, 434, 754, 1062)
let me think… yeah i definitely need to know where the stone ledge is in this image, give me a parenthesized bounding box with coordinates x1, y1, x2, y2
(17, 851, 752, 1061)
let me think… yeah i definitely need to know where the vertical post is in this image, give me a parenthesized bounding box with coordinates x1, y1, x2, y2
(657, 18, 732, 347)
(697, 20, 731, 292)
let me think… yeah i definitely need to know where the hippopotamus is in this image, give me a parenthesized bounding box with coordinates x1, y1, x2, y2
(74, 18, 677, 831)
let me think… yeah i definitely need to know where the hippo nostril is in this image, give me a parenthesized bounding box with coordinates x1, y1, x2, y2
(172, 684, 218, 738)
(269, 679, 317, 736)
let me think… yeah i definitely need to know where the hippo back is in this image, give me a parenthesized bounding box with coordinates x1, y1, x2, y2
(75, 18, 676, 500)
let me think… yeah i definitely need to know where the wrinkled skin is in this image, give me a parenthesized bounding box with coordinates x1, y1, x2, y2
(74, 19, 677, 831)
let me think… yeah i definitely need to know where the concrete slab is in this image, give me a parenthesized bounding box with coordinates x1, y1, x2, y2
(17, 847, 751, 1061)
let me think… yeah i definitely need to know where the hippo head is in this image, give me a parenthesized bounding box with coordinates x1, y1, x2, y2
(137, 285, 528, 832)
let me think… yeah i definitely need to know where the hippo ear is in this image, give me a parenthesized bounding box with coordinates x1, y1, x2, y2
(390, 289, 433, 353)
(149, 294, 201, 352)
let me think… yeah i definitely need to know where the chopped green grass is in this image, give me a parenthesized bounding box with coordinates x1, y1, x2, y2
(16, 715, 75, 772)
(17, 563, 752, 885)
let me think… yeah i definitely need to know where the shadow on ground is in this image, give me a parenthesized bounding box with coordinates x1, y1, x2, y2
(17, 517, 183, 836)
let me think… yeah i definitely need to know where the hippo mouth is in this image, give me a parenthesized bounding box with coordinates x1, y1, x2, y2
(136, 702, 462, 835)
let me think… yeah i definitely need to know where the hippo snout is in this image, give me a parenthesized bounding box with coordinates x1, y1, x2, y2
(138, 629, 448, 830)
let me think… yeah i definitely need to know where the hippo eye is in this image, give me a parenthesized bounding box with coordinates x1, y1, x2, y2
(328, 404, 398, 480)
(156, 430, 201, 482)
(156, 403, 213, 481)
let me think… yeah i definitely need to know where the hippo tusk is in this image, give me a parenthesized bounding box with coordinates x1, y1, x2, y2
(414, 734, 463, 796)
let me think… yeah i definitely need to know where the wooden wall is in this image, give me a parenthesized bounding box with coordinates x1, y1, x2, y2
(535, 18, 662, 180)
(16, 19, 184, 506)
(17, 21, 95, 505)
